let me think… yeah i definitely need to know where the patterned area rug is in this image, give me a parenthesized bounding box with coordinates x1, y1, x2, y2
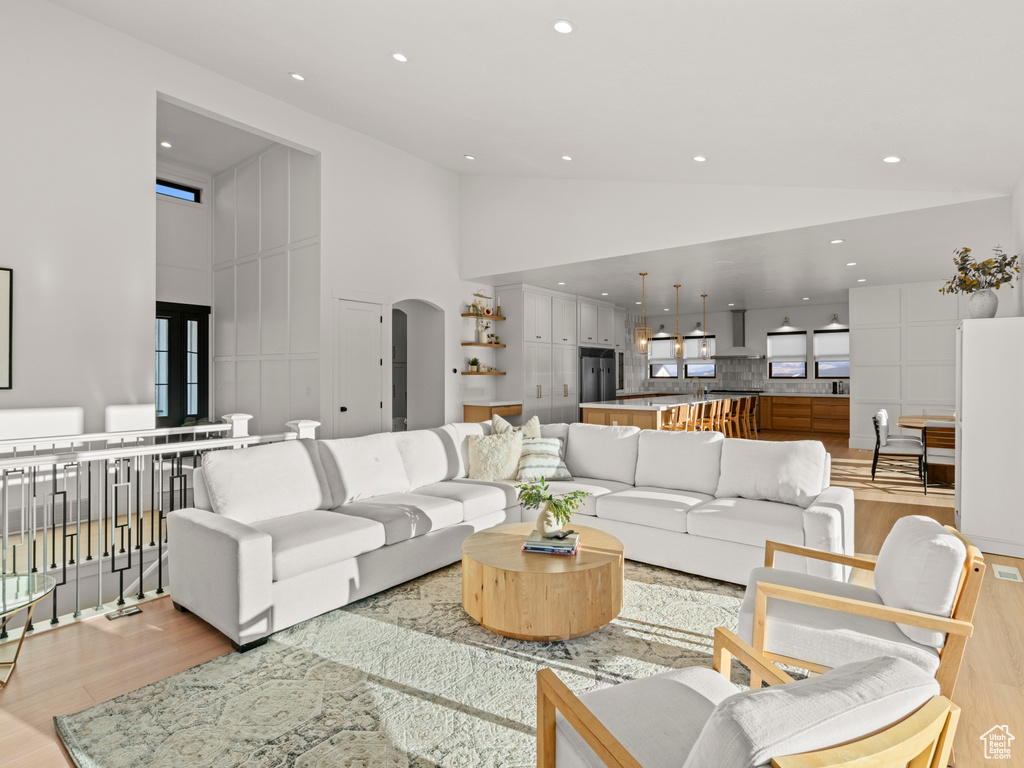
(56, 561, 745, 768)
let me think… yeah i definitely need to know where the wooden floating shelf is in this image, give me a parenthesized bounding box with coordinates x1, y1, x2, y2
(462, 371, 506, 375)
(461, 342, 506, 348)
(461, 314, 506, 321)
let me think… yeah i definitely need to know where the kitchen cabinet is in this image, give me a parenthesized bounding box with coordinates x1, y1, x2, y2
(523, 341, 553, 423)
(551, 296, 577, 345)
(597, 305, 615, 346)
(463, 402, 523, 423)
(760, 396, 849, 434)
(551, 344, 579, 423)
(614, 309, 626, 349)
(579, 301, 598, 344)
(524, 291, 552, 343)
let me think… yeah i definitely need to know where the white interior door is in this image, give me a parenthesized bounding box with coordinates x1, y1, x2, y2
(335, 298, 385, 437)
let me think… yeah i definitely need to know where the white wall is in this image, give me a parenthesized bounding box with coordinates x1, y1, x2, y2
(460, 177, 999, 278)
(1, 0, 491, 434)
(394, 299, 445, 430)
(156, 162, 211, 306)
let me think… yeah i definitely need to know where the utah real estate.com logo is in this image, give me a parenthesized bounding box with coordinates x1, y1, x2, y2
(981, 725, 1014, 760)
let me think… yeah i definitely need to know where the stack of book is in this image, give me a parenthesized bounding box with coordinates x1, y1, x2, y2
(522, 530, 581, 556)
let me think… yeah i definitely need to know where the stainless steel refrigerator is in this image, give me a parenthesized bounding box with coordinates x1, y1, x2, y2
(579, 347, 616, 404)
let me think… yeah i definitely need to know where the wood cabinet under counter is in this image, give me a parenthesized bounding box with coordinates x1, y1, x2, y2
(463, 402, 523, 423)
(760, 395, 849, 435)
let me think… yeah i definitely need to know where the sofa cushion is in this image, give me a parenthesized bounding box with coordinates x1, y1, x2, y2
(543, 478, 633, 516)
(202, 439, 333, 524)
(249, 509, 385, 581)
(596, 488, 713, 534)
(557, 666, 738, 768)
(634, 430, 724, 496)
(737, 567, 941, 676)
(874, 515, 967, 648)
(566, 423, 641, 486)
(414, 480, 510, 521)
(394, 428, 451, 489)
(451, 477, 520, 508)
(687, 498, 805, 548)
(716, 439, 826, 509)
(336, 493, 464, 545)
(683, 656, 940, 768)
(468, 432, 523, 482)
(441, 422, 492, 479)
(319, 433, 413, 504)
(492, 413, 542, 438)
(517, 437, 572, 483)
(540, 423, 570, 459)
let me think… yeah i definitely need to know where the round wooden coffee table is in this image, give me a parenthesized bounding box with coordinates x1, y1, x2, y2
(461, 522, 624, 641)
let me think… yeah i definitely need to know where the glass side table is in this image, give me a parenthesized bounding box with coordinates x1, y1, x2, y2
(1, 573, 57, 688)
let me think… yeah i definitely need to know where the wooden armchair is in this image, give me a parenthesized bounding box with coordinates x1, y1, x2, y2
(538, 627, 959, 768)
(740, 518, 984, 699)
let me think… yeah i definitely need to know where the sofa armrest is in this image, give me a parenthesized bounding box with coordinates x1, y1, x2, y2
(799, 486, 855, 580)
(167, 507, 274, 646)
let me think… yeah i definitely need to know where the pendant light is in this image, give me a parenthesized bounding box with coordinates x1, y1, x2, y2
(634, 272, 653, 354)
(699, 294, 710, 360)
(672, 284, 684, 358)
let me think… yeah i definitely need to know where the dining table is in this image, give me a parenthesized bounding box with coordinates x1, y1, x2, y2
(895, 414, 956, 430)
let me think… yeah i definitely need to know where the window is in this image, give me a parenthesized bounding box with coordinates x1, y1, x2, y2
(682, 335, 716, 378)
(156, 179, 202, 203)
(767, 331, 807, 379)
(649, 363, 678, 378)
(156, 302, 210, 427)
(813, 329, 850, 379)
(685, 363, 716, 378)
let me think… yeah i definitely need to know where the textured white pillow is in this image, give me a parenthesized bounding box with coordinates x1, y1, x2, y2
(716, 439, 825, 509)
(682, 656, 940, 768)
(634, 430, 724, 496)
(492, 413, 542, 439)
(440, 422, 492, 478)
(318, 433, 412, 504)
(566, 423, 642, 486)
(468, 432, 523, 482)
(874, 515, 967, 647)
(517, 437, 572, 483)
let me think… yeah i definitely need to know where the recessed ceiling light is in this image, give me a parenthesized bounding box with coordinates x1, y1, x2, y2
(635, 301, 642, 305)
(882, 156, 902, 163)
(601, 292, 609, 296)
(464, 155, 475, 160)
(664, 308, 670, 311)
(392, 53, 408, 63)
(561, 155, 572, 161)
(557, 282, 566, 285)
(553, 20, 574, 33)
(728, 303, 734, 306)
(802, 297, 810, 301)
(846, 262, 857, 267)
(160, 141, 172, 148)
(289, 72, 305, 81)
(857, 278, 867, 282)
(693, 156, 707, 163)
(830, 239, 844, 244)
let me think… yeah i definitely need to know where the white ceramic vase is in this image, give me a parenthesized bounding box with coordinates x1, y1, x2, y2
(968, 289, 998, 319)
(478, 329, 489, 343)
(535, 503, 562, 538)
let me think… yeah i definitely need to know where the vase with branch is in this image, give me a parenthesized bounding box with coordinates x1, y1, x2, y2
(940, 246, 1020, 318)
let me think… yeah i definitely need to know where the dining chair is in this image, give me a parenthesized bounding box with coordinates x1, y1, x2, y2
(872, 411, 924, 481)
(922, 421, 956, 494)
(538, 626, 959, 768)
(737, 515, 984, 700)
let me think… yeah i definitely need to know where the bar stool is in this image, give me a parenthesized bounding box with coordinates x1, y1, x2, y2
(660, 405, 683, 431)
(722, 398, 743, 438)
(746, 396, 760, 439)
(736, 397, 751, 439)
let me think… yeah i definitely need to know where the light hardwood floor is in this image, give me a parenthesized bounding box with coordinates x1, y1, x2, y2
(1, 431, 1021, 767)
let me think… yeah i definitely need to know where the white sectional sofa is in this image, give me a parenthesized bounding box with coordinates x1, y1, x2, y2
(168, 422, 853, 649)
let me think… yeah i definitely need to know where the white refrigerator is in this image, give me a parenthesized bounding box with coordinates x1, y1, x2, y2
(955, 317, 1024, 557)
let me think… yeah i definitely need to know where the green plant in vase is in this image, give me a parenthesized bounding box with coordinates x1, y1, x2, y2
(468, 357, 479, 372)
(940, 246, 1020, 318)
(517, 479, 591, 537)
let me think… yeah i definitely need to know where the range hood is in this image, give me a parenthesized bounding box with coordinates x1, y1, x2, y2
(713, 310, 764, 359)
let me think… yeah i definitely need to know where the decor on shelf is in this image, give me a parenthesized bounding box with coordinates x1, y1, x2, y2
(672, 283, 684, 358)
(634, 271, 653, 355)
(469, 357, 479, 372)
(517, 478, 591, 538)
(699, 293, 710, 359)
(940, 246, 1020, 319)
(479, 364, 489, 372)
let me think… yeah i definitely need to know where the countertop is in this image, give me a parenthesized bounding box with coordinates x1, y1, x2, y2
(761, 392, 850, 398)
(463, 400, 523, 407)
(580, 394, 735, 411)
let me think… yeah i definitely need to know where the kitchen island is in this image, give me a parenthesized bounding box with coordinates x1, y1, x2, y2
(579, 394, 736, 430)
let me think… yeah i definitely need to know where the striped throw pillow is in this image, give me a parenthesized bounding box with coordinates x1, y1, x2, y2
(517, 437, 572, 483)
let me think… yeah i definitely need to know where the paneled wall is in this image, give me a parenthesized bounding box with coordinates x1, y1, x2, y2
(156, 162, 211, 306)
(212, 144, 320, 435)
(848, 281, 961, 449)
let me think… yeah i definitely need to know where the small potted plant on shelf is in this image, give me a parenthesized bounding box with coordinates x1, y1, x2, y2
(940, 246, 1020, 318)
(469, 357, 479, 372)
(517, 479, 591, 538)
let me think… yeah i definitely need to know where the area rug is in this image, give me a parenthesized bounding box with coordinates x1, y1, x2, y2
(56, 561, 745, 768)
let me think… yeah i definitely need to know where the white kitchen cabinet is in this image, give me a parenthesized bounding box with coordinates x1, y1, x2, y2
(551, 343, 579, 423)
(552, 296, 577, 345)
(579, 301, 598, 344)
(523, 340, 553, 423)
(597, 305, 615, 346)
(524, 291, 552, 344)
(614, 309, 626, 349)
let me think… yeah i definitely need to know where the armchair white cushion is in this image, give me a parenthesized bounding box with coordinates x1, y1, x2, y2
(873, 515, 966, 647)
(716, 439, 826, 509)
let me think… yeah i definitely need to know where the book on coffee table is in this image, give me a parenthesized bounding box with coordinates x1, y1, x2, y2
(522, 530, 580, 555)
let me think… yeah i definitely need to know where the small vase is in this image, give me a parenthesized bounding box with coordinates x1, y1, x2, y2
(478, 329, 489, 343)
(469, 365, 478, 372)
(535, 503, 562, 538)
(968, 289, 998, 319)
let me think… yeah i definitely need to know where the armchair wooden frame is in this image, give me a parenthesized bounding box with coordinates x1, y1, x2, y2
(753, 531, 985, 699)
(537, 627, 959, 768)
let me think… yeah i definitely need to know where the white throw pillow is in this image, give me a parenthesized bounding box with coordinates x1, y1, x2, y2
(634, 430, 724, 496)
(565, 423, 642, 486)
(874, 515, 967, 647)
(468, 432, 523, 482)
(492, 413, 542, 439)
(517, 437, 572, 483)
(715, 439, 825, 509)
(440, 422, 492, 478)
(318, 433, 412, 504)
(682, 656, 940, 768)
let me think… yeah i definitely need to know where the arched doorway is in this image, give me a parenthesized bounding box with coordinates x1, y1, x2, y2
(393, 299, 445, 430)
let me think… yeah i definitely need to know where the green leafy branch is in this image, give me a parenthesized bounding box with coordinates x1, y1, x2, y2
(940, 246, 1020, 295)
(515, 478, 591, 526)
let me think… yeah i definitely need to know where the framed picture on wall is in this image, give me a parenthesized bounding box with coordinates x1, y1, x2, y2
(0, 268, 10, 389)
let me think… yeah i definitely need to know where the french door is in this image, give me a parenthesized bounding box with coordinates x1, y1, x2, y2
(155, 302, 210, 428)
